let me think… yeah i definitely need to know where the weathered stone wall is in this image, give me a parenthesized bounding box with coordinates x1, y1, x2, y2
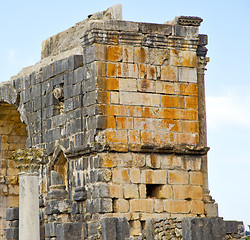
(0, 5, 220, 239)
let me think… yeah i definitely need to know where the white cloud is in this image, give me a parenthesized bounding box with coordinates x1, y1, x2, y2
(206, 90, 250, 129)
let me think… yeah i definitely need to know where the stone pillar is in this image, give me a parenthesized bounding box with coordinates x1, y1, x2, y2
(19, 172, 40, 240)
(12, 148, 48, 240)
(197, 36, 218, 217)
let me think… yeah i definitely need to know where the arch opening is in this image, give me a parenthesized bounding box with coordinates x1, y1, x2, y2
(0, 102, 27, 238)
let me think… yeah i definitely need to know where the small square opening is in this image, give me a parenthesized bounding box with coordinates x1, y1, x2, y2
(146, 184, 162, 198)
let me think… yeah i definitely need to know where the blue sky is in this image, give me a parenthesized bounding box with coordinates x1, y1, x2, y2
(1, 0, 250, 226)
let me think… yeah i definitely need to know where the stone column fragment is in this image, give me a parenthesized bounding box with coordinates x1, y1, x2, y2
(19, 172, 40, 240)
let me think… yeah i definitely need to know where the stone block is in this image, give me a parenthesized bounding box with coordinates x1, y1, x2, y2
(161, 95, 185, 108)
(139, 184, 146, 198)
(153, 185, 172, 199)
(86, 198, 113, 213)
(118, 63, 138, 78)
(130, 168, 140, 183)
(101, 217, 117, 240)
(161, 66, 177, 81)
(190, 200, 204, 214)
(116, 217, 130, 240)
(164, 200, 190, 213)
(149, 48, 170, 65)
(130, 220, 142, 236)
(7, 220, 18, 228)
(154, 199, 164, 212)
(113, 199, 129, 212)
(168, 170, 189, 184)
(45, 223, 59, 237)
(182, 217, 226, 240)
(170, 50, 197, 68)
(116, 117, 133, 129)
(130, 199, 154, 213)
(56, 223, 83, 240)
(73, 187, 87, 201)
(162, 155, 182, 169)
(123, 45, 133, 63)
(182, 157, 201, 171)
(112, 168, 130, 183)
(173, 185, 203, 200)
(141, 170, 167, 184)
(123, 184, 139, 199)
(119, 78, 137, 92)
(6, 227, 18, 240)
(69, 55, 83, 71)
(92, 183, 109, 198)
(138, 79, 156, 92)
(185, 96, 198, 109)
(225, 221, 244, 234)
(145, 218, 155, 240)
(87, 221, 99, 237)
(134, 47, 148, 64)
(178, 67, 197, 83)
(110, 92, 119, 104)
(107, 45, 123, 62)
(172, 25, 199, 38)
(101, 217, 130, 240)
(6, 208, 19, 221)
(107, 62, 116, 77)
(45, 199, 72, 215)
(189, 172, 203, 185)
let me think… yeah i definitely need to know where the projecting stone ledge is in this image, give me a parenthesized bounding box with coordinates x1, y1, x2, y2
(65, 143, 210, 157)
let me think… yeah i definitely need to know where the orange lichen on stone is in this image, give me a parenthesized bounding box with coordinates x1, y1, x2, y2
(107, 63, 117, 77)
(116, 117, 133, 129)
(161, 95, 185, 108)
(161, 66, 177, 81)
(105, 129, 128, 143)
(185, 96, 198, 109)
(170, 50, 197, 68)
(134, 47, 148, 64)
(107, 45, 123, 62)
(177, 83, 197, 96)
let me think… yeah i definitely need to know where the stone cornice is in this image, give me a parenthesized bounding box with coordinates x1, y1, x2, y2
(82, 20, 200, 51)
(176, 16, 203, 26)
(65, 143, 209, 158)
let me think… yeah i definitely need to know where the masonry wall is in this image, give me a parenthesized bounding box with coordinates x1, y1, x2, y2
(0, 7, 217, 239)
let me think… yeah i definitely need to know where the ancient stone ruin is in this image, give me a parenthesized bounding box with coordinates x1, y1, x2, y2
(0, 4, 244, 240)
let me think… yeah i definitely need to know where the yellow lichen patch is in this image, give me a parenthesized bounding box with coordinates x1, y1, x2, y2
(134, 47, 148, 63)
(97, 91, 110, 104)
(181, 121, 199, 134)
(107, 45, 123, 62)
(98, 78, 119, 91)
(141, 131, 155, 144)
(170, 50, 197, 68)
(185, 96, 198, 109)
(107, 63, 116, 77)
(128, 130, 140, 143)
(176, 83, 197, 96)
(138, 64, 147, 79)
(161, 95, 185, 108)
(105, 129, 128, 144)
(116, 117, 133, 129)
(161, 66, 177, 81)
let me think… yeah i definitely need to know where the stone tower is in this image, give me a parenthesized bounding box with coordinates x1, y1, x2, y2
(0, 5, 219, 239)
